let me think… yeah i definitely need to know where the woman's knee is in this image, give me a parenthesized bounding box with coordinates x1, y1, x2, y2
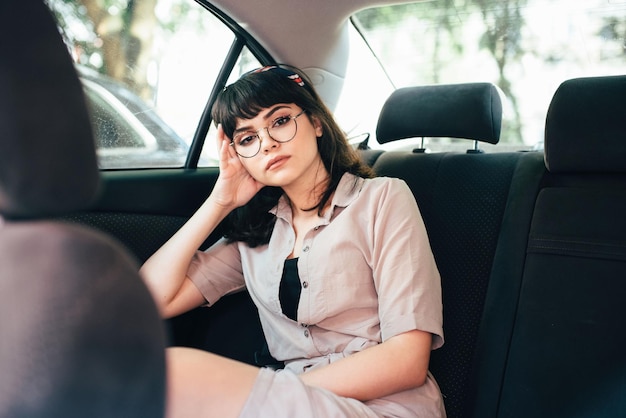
(165, 347, 259, 418)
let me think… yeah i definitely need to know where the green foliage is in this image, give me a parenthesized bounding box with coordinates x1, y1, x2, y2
(599, 16, 626, 57)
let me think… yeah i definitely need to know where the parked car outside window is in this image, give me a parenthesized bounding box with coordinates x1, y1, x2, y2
(80, 66, 191, 169)
(47, 0, 258, 169)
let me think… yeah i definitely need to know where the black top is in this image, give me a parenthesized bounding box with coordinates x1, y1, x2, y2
(279, 258, 301, 321)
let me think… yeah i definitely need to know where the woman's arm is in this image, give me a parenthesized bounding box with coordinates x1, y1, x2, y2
(300, 329, 432, 401)
(140, 126, 264, 318)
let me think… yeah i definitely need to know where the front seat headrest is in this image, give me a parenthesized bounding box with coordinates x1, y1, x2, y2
(0, 0, 100, 219)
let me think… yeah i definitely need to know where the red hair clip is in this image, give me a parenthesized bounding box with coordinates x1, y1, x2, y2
(249, 65, 305, 87)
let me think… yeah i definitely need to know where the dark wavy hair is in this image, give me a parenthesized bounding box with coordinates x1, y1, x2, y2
(211, 65, 373, 247)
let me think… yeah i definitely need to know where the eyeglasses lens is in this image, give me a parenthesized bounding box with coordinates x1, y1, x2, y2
(232, 114, 299, 158)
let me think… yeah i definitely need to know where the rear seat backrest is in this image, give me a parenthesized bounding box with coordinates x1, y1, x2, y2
(370, 83, 545, 418)
(375, 151, 543, 418)
(482, 75, 626, 417)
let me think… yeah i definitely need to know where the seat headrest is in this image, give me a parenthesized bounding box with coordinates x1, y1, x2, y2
(0, 0, 99, 219)
(376, 83, 502, 144)
(544, 75, 626, 173)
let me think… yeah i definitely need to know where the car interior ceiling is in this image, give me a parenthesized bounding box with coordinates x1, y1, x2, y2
(2, 1, 626, 417)
(204, 0, 410, 109)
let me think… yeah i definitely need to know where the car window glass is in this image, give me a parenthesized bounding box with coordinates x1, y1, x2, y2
(335, 23, 395, 148)
(83, 80, 151, 150)
(354, 0, 626, 152)
(47, 0, 241, 169)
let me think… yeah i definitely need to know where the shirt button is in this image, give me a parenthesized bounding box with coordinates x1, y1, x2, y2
(302, 246, 310, 252)
(304, 329, 310, 338)
(314, 226, 320, 231)
(302, 281, 308, 289)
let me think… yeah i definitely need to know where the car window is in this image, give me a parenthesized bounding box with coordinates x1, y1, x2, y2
(353, 0, 626, 152)
(334, 23, 395, 149)
(47, 0, 260, 169)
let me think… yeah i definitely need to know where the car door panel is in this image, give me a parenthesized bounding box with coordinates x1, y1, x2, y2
(63, 168, 220, 261)
(61, 168, 267, 366)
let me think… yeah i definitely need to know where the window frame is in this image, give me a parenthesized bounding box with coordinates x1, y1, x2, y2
(184, 0, 276, 169)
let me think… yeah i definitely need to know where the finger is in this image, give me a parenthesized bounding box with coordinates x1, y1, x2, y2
(217, 124, 240, 161)
(226, 139, 238, 159)
(216, 124, 227, 155)
(218, 138, 232, 171)
(217, 127, 233, 163)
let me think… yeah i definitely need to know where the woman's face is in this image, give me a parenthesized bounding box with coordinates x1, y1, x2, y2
(232, 103, 325, 190)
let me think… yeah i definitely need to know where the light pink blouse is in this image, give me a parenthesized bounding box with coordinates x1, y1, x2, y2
(188, 173, 445, 414)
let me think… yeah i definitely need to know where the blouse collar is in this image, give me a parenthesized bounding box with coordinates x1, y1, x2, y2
(270, 172, 365, 223)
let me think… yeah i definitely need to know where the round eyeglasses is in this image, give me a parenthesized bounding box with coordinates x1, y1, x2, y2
(230, 110, 307, 158)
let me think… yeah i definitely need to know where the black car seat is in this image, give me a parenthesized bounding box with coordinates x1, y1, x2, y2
(478, 75, 626, 417)
(371, 82, 545, 418)
(0, 1, 166, 417)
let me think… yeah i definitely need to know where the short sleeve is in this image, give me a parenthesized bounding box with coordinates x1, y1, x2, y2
(371, 178, 444, 349)
(187, 237, 246, 306)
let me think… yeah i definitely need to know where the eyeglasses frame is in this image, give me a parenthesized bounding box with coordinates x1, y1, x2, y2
(230, 110, 307, 158)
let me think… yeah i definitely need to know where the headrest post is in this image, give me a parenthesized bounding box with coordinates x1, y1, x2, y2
(467, 139, 484, 154)
(412, 137, 427, 153)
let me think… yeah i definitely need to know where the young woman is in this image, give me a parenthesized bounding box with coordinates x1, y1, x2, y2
(140, 65, 445, 417)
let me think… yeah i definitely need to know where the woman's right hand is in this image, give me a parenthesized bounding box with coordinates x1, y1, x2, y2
(209, 124, 265, 210)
